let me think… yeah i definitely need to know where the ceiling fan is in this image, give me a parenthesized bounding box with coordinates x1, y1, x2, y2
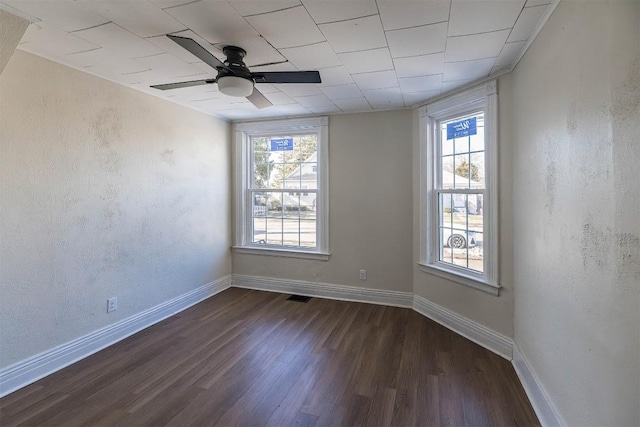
(150, 35, 322, 109)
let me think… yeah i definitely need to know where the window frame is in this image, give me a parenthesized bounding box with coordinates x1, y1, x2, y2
(418, 81, 499, 295)
(233, 116, 329, 260)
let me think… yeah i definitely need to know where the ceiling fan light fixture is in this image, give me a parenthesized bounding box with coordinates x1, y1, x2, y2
(218, 75, 254, 97)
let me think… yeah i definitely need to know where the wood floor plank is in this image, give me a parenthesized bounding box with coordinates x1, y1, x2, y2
(0, 288, 540, 427)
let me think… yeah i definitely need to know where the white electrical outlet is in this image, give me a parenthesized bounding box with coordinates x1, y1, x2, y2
(107, 297, 117, 313)
(359, 270, 367, 280)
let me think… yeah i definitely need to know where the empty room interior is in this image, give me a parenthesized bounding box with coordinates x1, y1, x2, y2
(0, 0, 638, 426)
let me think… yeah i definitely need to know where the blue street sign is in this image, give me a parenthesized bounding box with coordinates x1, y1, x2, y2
(270, 138, 294, 151)
(447, 117, 477, 140)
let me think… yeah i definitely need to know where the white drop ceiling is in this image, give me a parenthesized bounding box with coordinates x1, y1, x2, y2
(2, 0, 556, 121)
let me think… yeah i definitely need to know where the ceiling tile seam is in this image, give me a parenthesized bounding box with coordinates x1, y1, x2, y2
(511, 0, 559, 70)
(314, 13, 380, 26)
(384, 19, 449, 34)
(498, 3, 526, 52)
(398, 72, 443, 80)
(336, 46, 392, 55)
(350, 67, 395, 77)
(66, 47, 103, 56)
(236, 4, 302, 19)
(159, 0, 201, 11)
(240, 6, 328, 51)
(68, 21, 112, 34)
(441, 0, 453, 64)
(121, 68, 153, 76)
(390, 50, 446, 60)
(444, 56, 499, 64)
(446, 27, 513, 39)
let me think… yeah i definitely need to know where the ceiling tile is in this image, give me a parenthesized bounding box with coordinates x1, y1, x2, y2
(302, 0, 377, 24)
(402, 90, 441, 106)
(444, 29, 510, 62)
(308, 105, 341, 114)
(277, 83, 323, 97)
(398, 74, 442, 93)
(263, 90, 296, 105)
(317, 66, 354, 86)
(386, 22, 447, 58)
(252, 83, 280, 94)
(440, 78, 475, 92)
(245, 5, 325, 49)
(352, 70, 399, 91)
(494, 41, 526, 68)
(318, 15, 387, 54)
(82, 1, 186, 38)
(320, 84, 363, 100)
(74, 23, 164, 58)
(443, 57, 495, 82)
(134, 52, 206, 79)
(334, 97, 372, 112)
(362, 88, 405, 109)
(280, 42, 341, 70)
(378, 0, 450, 30)
(448, 0, 525, 36)
(338, 47, 394, 74)
(226, 0, 301, 17)
(2, 0, 108, 32)
(507, 4, 548, 42)
(164, 1, 258, 45)
(294, 94, 335, 107)
(393, 52, 444, 78)
(63, 48, 150, 76)
(18, 23, 100, 56)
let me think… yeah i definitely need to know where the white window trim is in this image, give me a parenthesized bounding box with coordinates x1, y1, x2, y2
(233, 116, 329, 260)
(418, 81, 499, 296)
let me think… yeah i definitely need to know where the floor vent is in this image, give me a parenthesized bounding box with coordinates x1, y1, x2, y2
(287, 294, 311, 303)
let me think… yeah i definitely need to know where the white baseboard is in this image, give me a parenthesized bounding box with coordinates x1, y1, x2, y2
(0, 275, 232, 398)
(231, 274, 414, 308)
(512, 344, 565, 427)
(413, 294, 514, 359)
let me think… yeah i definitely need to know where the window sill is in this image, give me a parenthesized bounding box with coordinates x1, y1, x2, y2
(232, 246, 331, 261)
(417, 262, 500, 296)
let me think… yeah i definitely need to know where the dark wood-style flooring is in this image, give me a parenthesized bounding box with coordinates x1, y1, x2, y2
(0, 288, 539, 426)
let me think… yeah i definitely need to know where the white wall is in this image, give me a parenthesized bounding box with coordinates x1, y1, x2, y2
(510, 1, 640, 425)
(411, 75, 516, 337)
(0, 50, 232, 368)
(232, 110, 414, 293)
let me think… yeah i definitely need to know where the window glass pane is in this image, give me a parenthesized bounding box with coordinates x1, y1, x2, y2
(299, 219, 317, 248)
(438, 193, 484, 273)
(439, 112, 485, 191)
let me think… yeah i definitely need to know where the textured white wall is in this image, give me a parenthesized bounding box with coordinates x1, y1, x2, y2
(232, 110, 414, 293)
(0, 10, 29, 76)
(0, 51, 232, 368)
(411, 76, 516, 337)
(511, 1, 640, 425)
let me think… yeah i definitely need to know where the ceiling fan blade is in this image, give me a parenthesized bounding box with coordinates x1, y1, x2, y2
(252, 71, 321, 84)
(246, 88, 273, 109)
(150, 79, 214, 90)
(167, 35, 229, 72)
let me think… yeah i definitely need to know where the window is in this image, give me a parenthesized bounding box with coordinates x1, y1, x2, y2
(419, 81, 499, 295)
(234, 117, 329, 260)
